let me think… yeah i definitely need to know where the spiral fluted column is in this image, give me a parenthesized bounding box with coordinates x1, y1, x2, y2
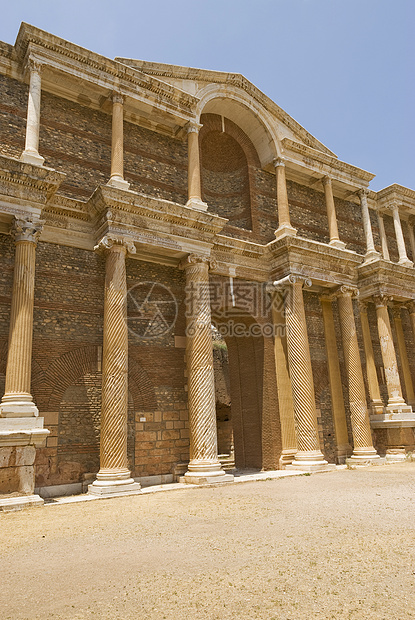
(269, 289, 297, 467)
(107, 92, 130, 191)
(89, 235, 141, 495)
(274, 158, 297, 239)
(358, 301, 384, 414)
(320, 295, 351, 462)
(276, 276, 332, 470)
(336, 287, 379, 462)
(20, 57, 44, 166)
(374, 295, 411, 415)
(1, 218, 44, 418)
(182, 254, 233, 484)
(186, 122, 208, 212)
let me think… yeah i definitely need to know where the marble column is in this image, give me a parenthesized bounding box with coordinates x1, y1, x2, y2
(376, 212, 390, 261)
(274, 158, 297, 239)
(269, 289, 297, 467)
(20, 57, 44, 166)
(358, 301, 384, 414)
(320, 295, 351, 462)
(89, 235, 141, 495)
(358, 189, 380, 263)
(373, 295, 411, 414)
(391, 305, 415, 407)
(181, 254, 233, 484)
(392, 205, 413, 267)
(336, 287, 379, 462)
(107, 92, 130, 191)
(277, 275, 333, 471)
(0, 217, 49, 510)
(322, 177, 345, 249)
(186, 121, 208, 211)
(1, 218, 44, 418)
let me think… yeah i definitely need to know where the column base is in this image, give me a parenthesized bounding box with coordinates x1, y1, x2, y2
(362, 250, 381, 264)
(181, 460, 234, 485)
(370, 400, 385, 415)
(0, 417, 49, 447)
(385, 449, 407, 463)
(384, 401, 413, 415)
(335, 444, 353, 464)
(0, 396, 39, 418)
(329, 239, 346, 250)
(346, 454, 385, 468)
(398, 258, 413, 268)
(274, 224, 297, 240)
(107, 175, 130, 191)
(278, 449, 297, 469)
(0, 494, 44, 513)
(186, 197, 208, 212)
(88, 468, 141, 496)
(286, 451, 336, 472)
(20, 150, 45, 166)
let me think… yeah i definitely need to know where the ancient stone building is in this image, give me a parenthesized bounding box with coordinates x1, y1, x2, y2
(1, 23, 415, 510)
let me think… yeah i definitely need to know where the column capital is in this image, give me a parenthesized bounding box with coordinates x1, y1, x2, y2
(180, 253, 217, 271)
(322, 175, 332, 187)
(358, 188, 370, 200)
(186, 120, 203, 134)
(357, 299, 369, 313)
(26, 55, 43, 75)
(111, 91, 124, 105)
(271, 274, 312, 291)
(12, 217, 44, 244)
(373, 294, 393, 308)
(94, 234, 136, 256)
(335, 285, 359, 299)
(406, 300, 415, 315)
(273, 157, 286, 169)
(390, 304, 404, 320)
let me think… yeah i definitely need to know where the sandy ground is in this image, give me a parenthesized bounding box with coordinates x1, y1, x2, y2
(1, 463, 415, 620)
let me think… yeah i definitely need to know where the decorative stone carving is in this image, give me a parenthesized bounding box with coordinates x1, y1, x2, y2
(12, 218, 44, 244)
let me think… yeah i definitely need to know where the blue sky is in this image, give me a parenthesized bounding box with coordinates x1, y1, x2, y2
(0, 0, 413, 191)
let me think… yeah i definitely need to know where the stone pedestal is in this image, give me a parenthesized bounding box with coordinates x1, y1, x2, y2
(370, 414, 415, 461)
(89, 236, 141, 496)
(181, 255, 233, 484)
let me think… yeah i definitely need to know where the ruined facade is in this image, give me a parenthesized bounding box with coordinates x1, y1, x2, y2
(1, 24, 415, 510)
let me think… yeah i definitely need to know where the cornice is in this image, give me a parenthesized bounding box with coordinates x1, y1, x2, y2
(0, 154, 64, 206)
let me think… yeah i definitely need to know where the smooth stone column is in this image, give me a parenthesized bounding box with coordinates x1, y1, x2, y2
(269, 288, 297, 467)
(107, 92, 130, 191)
(391, 305, 415, 407)
(89, 235, 141, 496)
(392, 205, 413, 267)
(407, 218, 415, 261)
(336, 287, 380, 463)
(358, 189, 380, 263)
(322, 177, 345, 249)
(0, 218, 44, 418)
(407, 302, 415, 347)
(181, 254, 233, 484)
(320, 295, 352, 462)
(373, 295, 411, 415)
(377, 212, 390, 261)
(274, 158, 297, 239)
(186, 121, 208, 212)
(278, 275, 333, 471)
(358, 301, 384, 414)
(20, 57, 44, 166)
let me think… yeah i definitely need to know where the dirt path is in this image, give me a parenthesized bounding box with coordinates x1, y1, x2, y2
(1, 463, 415, 619)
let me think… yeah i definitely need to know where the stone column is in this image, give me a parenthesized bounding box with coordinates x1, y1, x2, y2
(89, 235, 141, 496)
(377, 212, 390, 261)
(391, 205, 413, 267)
(407, 218, 415, 261)
(358, 189, 380, 263)
(322, 177, 345, 249)
(407, 302, 415, 348)
(336, 287, 380, 463)
(274, 158, 297, 239)
(1, 218, 44, 418)
(182, 254, 233, 484)
(320, 295, 351, 462)
(0, 217, 49, 511)
(269, 289, 297, 467)
(275, 275, 333, 471)
(391, 305, 415, 407)
(186, 121, 208, 211)
(20, 57, 44, 166)
(358, 301, 384, 414)
(373, 295, 411, 414)
(107, 92, 130, 191)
